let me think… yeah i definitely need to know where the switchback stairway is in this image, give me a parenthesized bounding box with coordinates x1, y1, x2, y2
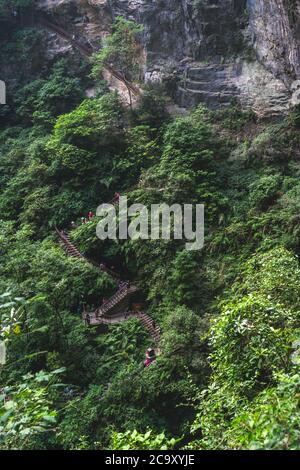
(56, 225, 161, 343)
(84, 309, 160, 343)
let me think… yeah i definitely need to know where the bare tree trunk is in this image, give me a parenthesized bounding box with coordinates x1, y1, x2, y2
(122, 71, 133, 110)
(127, 86, 132, 110)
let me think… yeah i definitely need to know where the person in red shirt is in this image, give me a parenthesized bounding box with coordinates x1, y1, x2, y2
(143, 348, 156, 368)
(113, 192, 120, 204)
(88, 211, 94, 220)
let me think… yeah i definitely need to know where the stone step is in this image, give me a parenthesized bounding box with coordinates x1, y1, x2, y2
(178, 87, 233, 100)
(86, 310, 160, 341)
(188, 70, 230, 82)
(183, 79, 235, 93)
(97, 286, 138, 317)
(177, 61, 238, 111)
(177, 89, 233, 109)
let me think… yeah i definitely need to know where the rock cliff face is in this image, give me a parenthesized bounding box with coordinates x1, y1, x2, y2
(248, 0, 300, 85)
(36, 0, 300, 116)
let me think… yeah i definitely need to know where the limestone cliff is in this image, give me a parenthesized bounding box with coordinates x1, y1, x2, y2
(35, 0, 300, 116)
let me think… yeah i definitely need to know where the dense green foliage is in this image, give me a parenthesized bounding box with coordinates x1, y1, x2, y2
(2, 14, 300, 450)
(110, 429, 178, 450)
(91, 17, 144, 83)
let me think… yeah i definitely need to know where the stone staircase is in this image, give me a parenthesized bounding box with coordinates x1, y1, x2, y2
(83, 309, 161, 343)
(94, 284, 139, 318)
(55, 227, 120, 279)
(57, 230, 84, 260)
(56, 222, 161, 343)
(82, 276, 161, 342)
(138, 312, 161, 343)
(85, 311, 138, 327)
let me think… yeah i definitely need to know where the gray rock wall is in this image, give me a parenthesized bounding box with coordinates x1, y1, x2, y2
(37, 0, 300, 116)
(248, 0, 300, 86)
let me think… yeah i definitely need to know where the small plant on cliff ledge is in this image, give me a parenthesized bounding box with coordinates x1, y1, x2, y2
(91, 16, 143, 106)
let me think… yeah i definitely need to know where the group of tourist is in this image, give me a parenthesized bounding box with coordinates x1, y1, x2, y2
(69, 192, 121, 229)
(70, 211, 94, 229)
(81, 211, 94, 225)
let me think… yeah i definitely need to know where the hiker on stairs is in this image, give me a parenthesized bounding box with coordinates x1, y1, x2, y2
(112, 192, 120, 204)
(143, 348, 156, 368)
(118, 280, 129, 290)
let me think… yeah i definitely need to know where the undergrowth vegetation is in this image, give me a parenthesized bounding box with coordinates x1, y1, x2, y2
(1, 10, 300, 450)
